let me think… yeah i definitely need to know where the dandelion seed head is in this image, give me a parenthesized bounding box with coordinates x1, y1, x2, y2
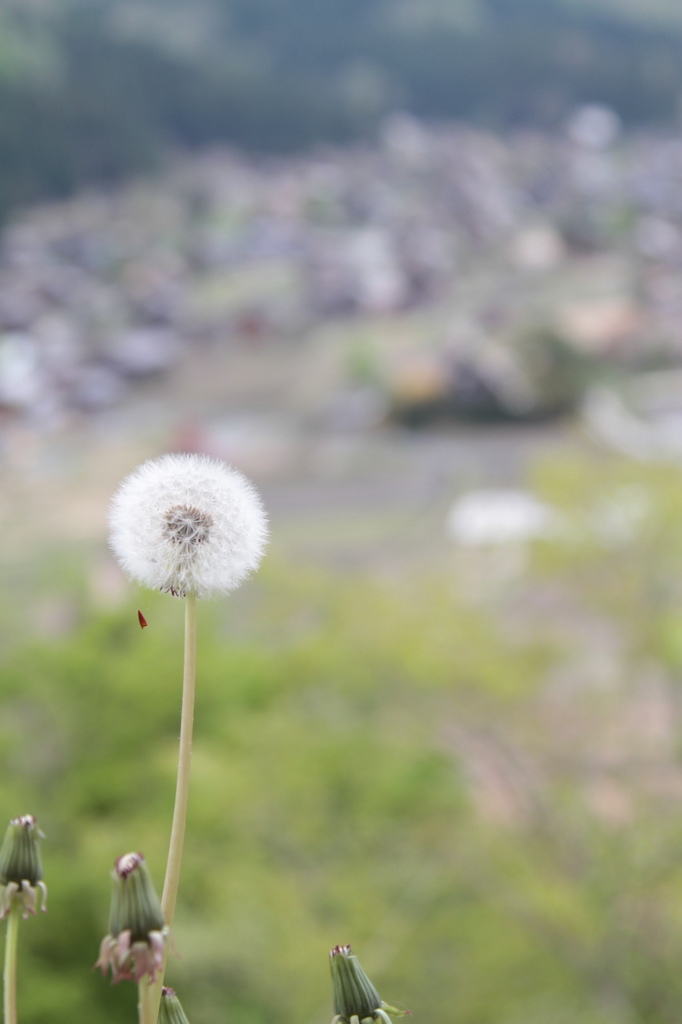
(109, 453, 268, 597)
(163, 504, 213, 546)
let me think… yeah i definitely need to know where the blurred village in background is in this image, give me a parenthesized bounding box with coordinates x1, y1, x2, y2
(6, 3, 682, 1024)
(2, 104, 682, 569)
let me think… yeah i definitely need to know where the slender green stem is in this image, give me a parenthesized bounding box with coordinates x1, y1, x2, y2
(138, 979, 154, 1024)
(3, 903, 20, 1024)
(162, 591, 197, 927)
(147, 591, 198, 1023)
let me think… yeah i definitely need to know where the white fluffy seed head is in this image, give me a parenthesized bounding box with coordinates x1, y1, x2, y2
(108, 454, 268, 597)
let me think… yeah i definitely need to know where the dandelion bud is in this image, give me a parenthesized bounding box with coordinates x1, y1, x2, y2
(159, 987, 191, 1024)
(329, 946, 409, 1024)
(330, 945, 382, 1023)
(0, 814, 47, 919)
(109, 453, 268, 598)
(95, 852, 167, 984)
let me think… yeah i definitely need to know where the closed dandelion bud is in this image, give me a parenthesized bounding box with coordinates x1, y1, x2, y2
(330, 946, 409, 1024)
(95, 852, 167, 984)
(0, 814, 47, 919)
(159, 986, 191, 1024)
(330, 945, 382, 1023)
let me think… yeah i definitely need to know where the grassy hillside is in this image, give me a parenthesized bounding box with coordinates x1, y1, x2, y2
(5, 453, 682, 1023)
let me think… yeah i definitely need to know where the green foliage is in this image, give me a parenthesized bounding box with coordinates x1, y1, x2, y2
(0, 568, 538, 1023)
(4, 460, 682, 1024)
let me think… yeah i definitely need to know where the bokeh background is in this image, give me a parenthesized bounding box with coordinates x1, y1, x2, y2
(3, 1, 682, 1022)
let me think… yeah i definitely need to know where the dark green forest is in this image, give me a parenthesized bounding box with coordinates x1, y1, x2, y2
(1, 0, 682, 218)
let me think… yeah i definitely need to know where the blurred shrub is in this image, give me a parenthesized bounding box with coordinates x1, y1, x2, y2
(3, 482, 682, 1024)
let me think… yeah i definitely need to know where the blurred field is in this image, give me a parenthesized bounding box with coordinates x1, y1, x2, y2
(3, 411, 682, 1024)
(2, 52, 682, 1024)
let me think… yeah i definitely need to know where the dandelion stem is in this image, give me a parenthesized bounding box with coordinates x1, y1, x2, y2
(138, 980, 154, 1024)
(148, 590, 197, 1022)
(162, 590, 197, 928)
(3, 902, 20, 1024)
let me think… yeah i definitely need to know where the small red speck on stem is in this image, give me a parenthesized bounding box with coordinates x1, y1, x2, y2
(138, 610, 148, 629)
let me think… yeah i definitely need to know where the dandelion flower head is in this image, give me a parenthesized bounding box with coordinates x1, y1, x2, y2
(109, 453, 268, 597)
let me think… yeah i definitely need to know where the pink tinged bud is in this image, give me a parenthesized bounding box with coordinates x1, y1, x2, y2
(95, 852, 167, 985)
(0, 815, 47, 919)
(115, 929, 132, 966)
(95, 936, 118, 979)
(149, 930, 165, 958)
(129, 937, 164, 983)
(0, 883, 18, 919)
(159, 986, 192, 1024)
